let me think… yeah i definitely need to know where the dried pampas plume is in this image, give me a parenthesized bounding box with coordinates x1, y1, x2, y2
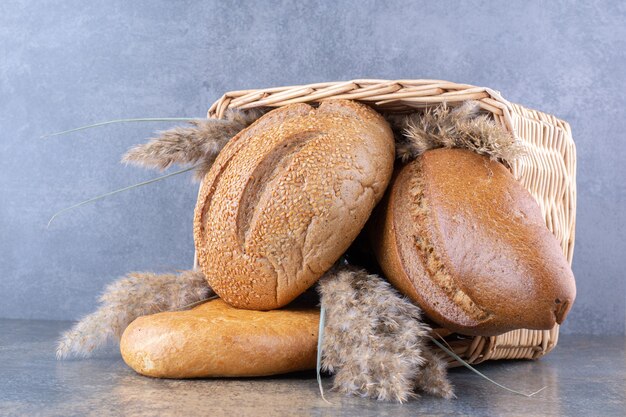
(56, 269, 212, 360)
(122, 108, 266, 180)
(392, 101, 525, 164)
(317, 265, 454, 402)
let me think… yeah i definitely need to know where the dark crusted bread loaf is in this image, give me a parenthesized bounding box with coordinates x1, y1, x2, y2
(194, 100, 395, 310)
(369, 148, 576, 336)
(120, 299, 319, 378)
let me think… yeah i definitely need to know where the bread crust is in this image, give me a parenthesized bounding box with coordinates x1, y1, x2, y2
(369, 148, 576, 336)
(120, 299, 319, 378)
(194, 100, 394, 310)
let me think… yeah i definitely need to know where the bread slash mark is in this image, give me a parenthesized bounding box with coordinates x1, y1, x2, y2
(236, 131, 321, 252)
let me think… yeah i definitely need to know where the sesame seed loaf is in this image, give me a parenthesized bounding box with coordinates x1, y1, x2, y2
(120, 299, 319, 378)
(194, 100, 395, 310)
(368, 148, 576, 336)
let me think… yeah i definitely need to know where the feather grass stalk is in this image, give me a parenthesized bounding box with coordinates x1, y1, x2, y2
(317, 265, 454, 402)
(56, 269, 212, 360)
(391, 101, 525, 164)
(428, 337, 546, 397)
(122, 108, 266, 180)
(316, 304, 332, 404)
(317, 265, 545, 402)
(41, 118, 202, 138)
(46, 165, 196, 228)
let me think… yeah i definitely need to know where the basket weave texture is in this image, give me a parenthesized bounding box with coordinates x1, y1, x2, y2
(199, 79, 576, 366)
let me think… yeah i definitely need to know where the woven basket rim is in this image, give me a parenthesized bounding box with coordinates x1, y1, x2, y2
(208, 78, 516, 123)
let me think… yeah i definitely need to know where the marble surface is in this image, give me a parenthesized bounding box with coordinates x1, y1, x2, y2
(0, 319, 624, 417)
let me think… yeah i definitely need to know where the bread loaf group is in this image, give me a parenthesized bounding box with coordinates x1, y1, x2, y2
(194, 100, 395, 310)
(118, 99, 580, 385)
(120, 299, 319, 378)
(368, 148, 576, 336)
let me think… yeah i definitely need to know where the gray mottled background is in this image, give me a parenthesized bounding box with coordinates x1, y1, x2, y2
(1, 0, 624, 334)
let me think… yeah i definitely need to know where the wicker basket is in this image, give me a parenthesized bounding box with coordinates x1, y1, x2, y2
(196, 79, 577, 366)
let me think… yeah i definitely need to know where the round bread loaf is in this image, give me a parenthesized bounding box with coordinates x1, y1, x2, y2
(194, 100, 395, 310)
(368, 148, 576, 336)
(120, 299, 319, 378)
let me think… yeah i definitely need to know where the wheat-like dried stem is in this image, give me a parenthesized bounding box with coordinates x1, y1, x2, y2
(391, 101, 525, 164)
(317, 265, 454, 402)
(56, 269, 212, 360)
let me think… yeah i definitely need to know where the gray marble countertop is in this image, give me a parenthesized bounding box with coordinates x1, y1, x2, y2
(0, 319, 624, 417)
